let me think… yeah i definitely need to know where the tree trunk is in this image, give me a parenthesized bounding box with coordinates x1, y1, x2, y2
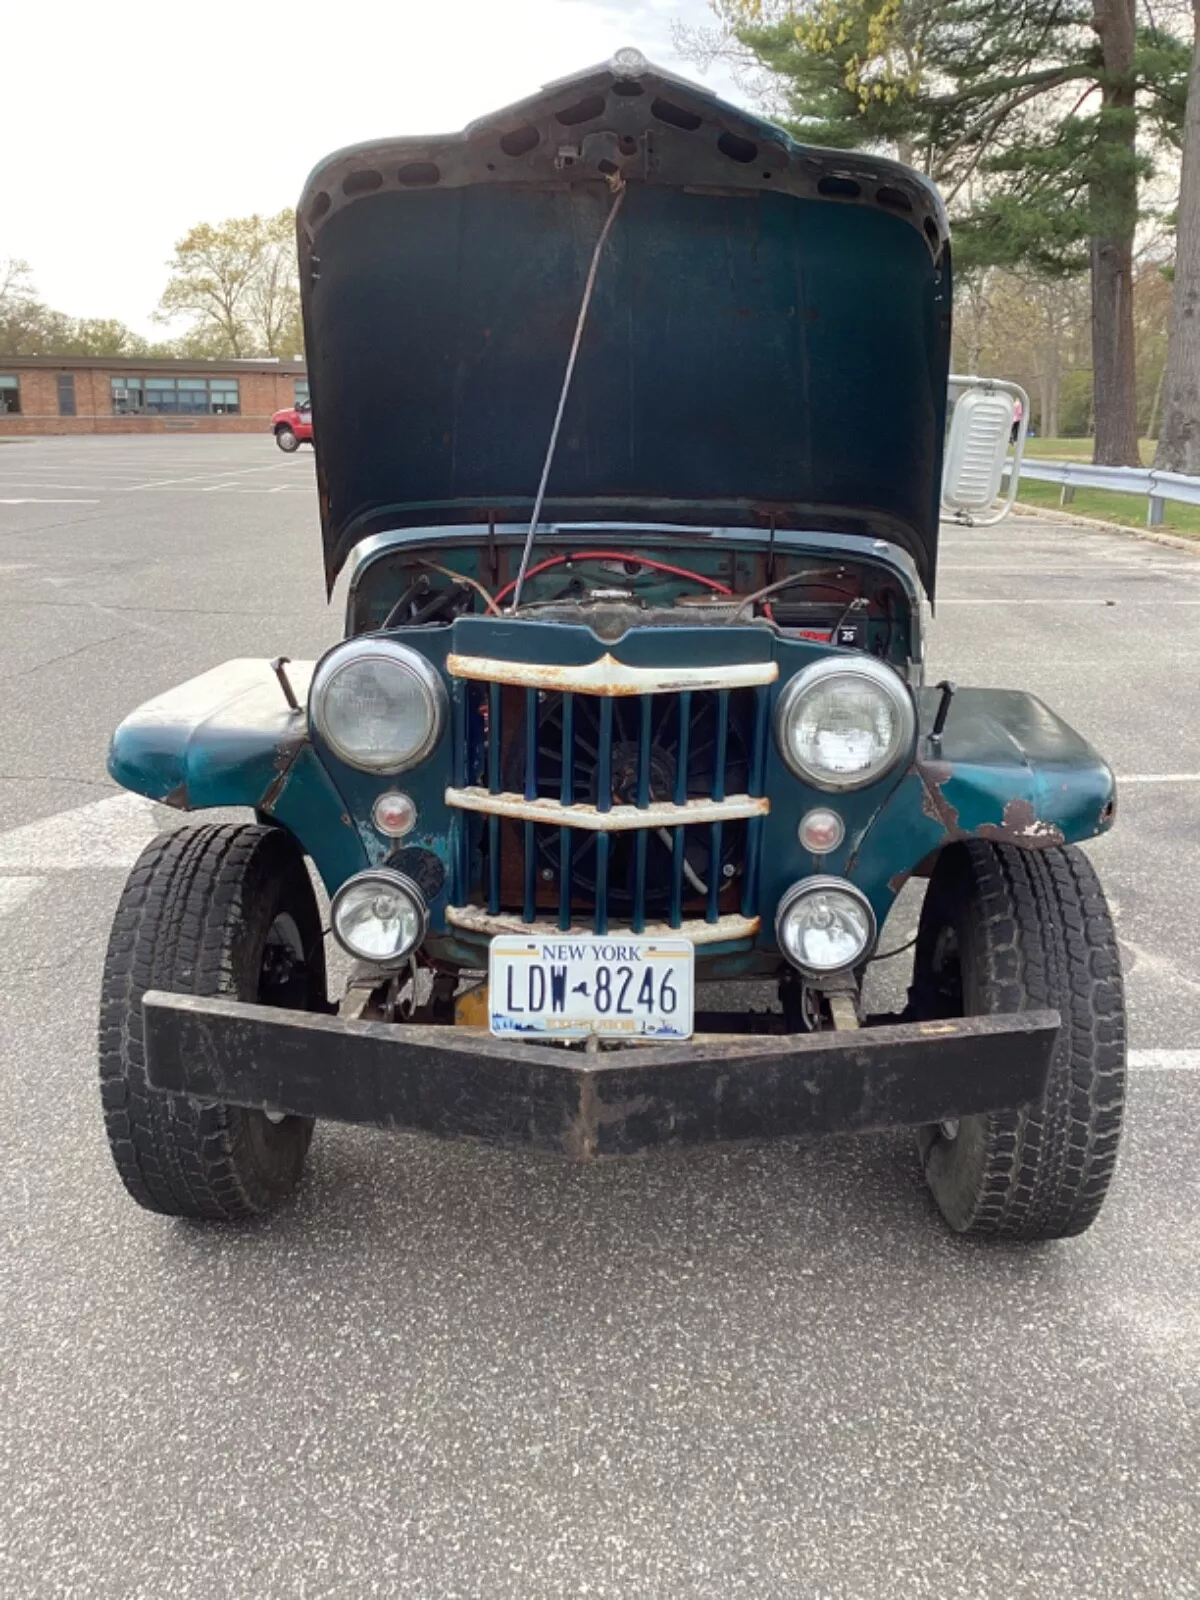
(1148, 356, 1167, 443)
(1155, 0, 1200, 473)
(1045, 347, 1061, 439)
(1090, 0, 1141, 466)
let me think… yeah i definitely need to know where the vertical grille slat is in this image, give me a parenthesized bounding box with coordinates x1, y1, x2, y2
(487, 682, 501, 916)
(669, 690, 692, 929)
(594, 699, 614, 935)
(596, 700, 613, 813)
(523, 688, 538, 923)
(632, 694, 652, 933)
(558, 692, 574, 931)
(451, 679, 469, 904)
(741, 684, 770, 917)
(707, 690, 730, 924)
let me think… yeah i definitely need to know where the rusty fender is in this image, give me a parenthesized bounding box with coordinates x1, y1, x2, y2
(916, 760, 1067, 849)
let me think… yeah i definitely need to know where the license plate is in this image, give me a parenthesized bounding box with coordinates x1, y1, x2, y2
(488, 935, 694, 1040)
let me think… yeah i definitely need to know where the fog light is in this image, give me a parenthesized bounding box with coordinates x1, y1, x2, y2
(775, 877, 875, 976)
(331, 869, 428, 965)
(373, 790, 417, 838)
(798, 807, 845, 854)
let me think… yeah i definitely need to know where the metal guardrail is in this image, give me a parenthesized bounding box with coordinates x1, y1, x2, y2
(1006, 457, 1200, 527)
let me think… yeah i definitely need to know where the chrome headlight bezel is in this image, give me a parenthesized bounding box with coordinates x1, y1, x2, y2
(330, 868, 429, 965)
(773, 655, 916, 791)
(775, 876, 877, 976)
(309, 639, 447, 774)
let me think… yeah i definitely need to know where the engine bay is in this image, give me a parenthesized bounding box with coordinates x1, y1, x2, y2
(346, 532, 921, 670)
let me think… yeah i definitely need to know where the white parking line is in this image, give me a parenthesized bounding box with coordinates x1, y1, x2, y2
(0, 876, 42, 917)
(1119, 775, 1200, 784)
(1129, 1050, 1200, 1070)
(0, 498, 100, 505)
(0, 793, 164, 871)
(126, 464, 296, 491)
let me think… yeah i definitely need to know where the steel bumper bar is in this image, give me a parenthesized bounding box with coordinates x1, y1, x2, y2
(143, 991, 1059, 1161)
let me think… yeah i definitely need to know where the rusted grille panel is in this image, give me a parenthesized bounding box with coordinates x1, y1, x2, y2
(452, 677, 769, 939)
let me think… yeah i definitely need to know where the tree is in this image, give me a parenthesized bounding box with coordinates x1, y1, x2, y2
(245, 210, 304, 357)
(697, 1, 1191, 464)
(1156, 0, 1200, 471)
(0, 257, 49, 354)
(948, 266, 1093, 434)
(156, 210, 302, 358)
(0, 259, 155, 357)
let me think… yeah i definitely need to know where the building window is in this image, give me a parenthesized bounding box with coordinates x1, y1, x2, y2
(110, 376, 240, 416)
(57, 374, 76, 417)
(294, 379, 310, 407)
(0, 375, 20, 415)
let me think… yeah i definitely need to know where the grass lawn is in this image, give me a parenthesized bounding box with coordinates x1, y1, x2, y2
(1013, 478, 1200, 539)
(1022, 437, 1157, 466)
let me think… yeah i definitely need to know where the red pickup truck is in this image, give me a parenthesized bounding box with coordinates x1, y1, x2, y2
(272, 402, 313, 451)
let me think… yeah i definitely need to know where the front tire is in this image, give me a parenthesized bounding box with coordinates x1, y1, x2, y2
(912, 841, 1125, 1240)
(275, 425, 299, 452)
(99, 824, 326, 1220)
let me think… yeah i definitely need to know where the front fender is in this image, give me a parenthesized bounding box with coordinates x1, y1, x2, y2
(847, 687, 1116, 902)
(106, 659, 367, 892)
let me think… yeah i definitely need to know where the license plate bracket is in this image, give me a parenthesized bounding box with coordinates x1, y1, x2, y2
(488, 934, 695, 1040)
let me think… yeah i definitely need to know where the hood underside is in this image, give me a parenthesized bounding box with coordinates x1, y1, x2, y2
(299, 57, 952, 595)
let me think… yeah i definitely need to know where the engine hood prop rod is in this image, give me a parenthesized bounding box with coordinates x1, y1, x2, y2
(508, 176, 627, 613)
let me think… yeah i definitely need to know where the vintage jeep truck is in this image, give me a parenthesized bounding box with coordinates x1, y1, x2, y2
(99, 53, 1125, 1238)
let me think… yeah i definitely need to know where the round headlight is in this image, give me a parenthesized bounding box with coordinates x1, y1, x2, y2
(310, 641, 446, 773)
(331, 869, 428, 965)
(775, 877, 876, 976)
(775, 656, 914, 790)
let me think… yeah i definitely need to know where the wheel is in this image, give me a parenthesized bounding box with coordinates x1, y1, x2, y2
(98, 824, 327, 1220)
(911, 841, 1125, 1240)
(275, 426, 299, 452)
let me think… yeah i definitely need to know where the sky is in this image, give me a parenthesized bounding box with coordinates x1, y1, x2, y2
(6, 0, 748, 338)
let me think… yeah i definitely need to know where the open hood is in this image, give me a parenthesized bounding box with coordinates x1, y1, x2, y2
(299, 54, 952, 595)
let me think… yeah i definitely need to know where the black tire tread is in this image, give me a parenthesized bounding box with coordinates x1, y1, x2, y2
(98, 824, 319, 1220)
(917, 841, 1125, 1240)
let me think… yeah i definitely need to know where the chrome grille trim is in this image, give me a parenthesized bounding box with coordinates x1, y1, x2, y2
(446, 652, 778, 696)
(444, 906, 760, 945)
(445, 786, 770, 832)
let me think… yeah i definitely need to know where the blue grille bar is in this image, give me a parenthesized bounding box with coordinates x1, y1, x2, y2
(741, 684, 770, 917)
(707, 691, 730, 923)
(632, 694, 652, 933)
(559, 692, 574, 931)
(523, 688, 538, 923)
(487, 682, 501, 916)
(595, 699, 614, 933)
(451, 679, 469, 904)
(669, 690, 692, 929)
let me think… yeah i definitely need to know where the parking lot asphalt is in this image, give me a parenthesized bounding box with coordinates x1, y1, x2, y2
(1, 435, 1199, 1599)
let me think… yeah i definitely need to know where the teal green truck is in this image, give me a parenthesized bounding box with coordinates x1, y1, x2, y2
(99, 53, 1125, 1240)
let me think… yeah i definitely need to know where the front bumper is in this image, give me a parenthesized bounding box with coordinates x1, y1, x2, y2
(143, 991, 1059, 1161)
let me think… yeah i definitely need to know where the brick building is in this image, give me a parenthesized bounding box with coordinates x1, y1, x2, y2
(0, 355, 308, 436)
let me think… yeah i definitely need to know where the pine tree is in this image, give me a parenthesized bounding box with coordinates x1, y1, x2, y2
(710, 0, 1191, 463)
